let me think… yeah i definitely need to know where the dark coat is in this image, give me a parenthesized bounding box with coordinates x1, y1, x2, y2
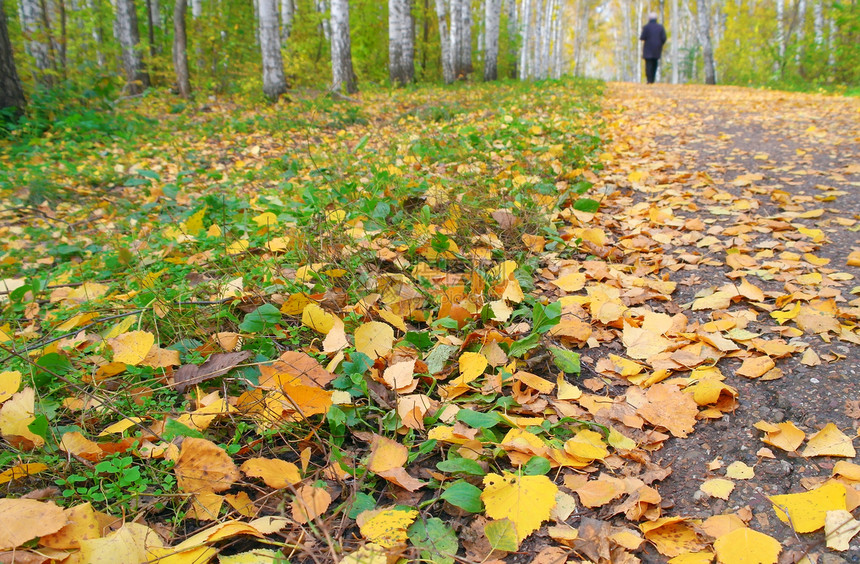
(640, 19, 667, 59)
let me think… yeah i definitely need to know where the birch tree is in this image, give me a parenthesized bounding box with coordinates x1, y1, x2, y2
(19, 0, 53, 84)
(454, 0, 471, 77)
(435, 0, 455, 83)
(776, 0, 785, 73)
(330, 0, 356, 94)
(173, 0, 190, 97)
(1, 1, 26, 116)
(671, 0, 679, 82)
(697, 0, 715, 83)
(280, 0, 295, 44)
(258, 0, 287, 100)
(389, 0, 414, 85)
(114, 0, 150, 94)
(504, 0, 517, 78)
(483, 0, 500, 80)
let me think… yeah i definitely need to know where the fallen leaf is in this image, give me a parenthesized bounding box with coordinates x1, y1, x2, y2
(481, 472, 558, 542)
(358, 507, 418, 548)
(636, 382, 699, 438)
(291, 485, 332, 524)
(802, 423, 857, 458)
(0, 498, 67, 549)
(174, 437, 240, 494)
(240, 457, 302, 489)
(354, 321, 395, 359)
(768, 481, 847, 533)
(713, 527, 781, 564)
(109, 330, 155, 366)
(824, 509, 860, 551)
(700, 478, 735, 500)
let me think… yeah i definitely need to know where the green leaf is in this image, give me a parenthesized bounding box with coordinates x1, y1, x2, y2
(456, 409, 502, 429)
(522, 456, 552, 476)
(163, 418, 205, 440)
(440, 480, 483, 513)
(533, 301, 561, 333)
(238, 304, 282, 333)
(408, 517, 459, 564)
(573, 197, 600, 213)
(27, 414, 49, 443)
(484, 518, 519, 551)
(348, 492, 376, 519)
(549, 345, 581, 374)
(506, 332, 541, 358)
(436, 458, 486, 476)
(405, 331, 434, 351)
(425, 344, 457, 375)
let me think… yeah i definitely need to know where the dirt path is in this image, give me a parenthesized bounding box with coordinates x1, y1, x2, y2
(589, 83, 860, 562)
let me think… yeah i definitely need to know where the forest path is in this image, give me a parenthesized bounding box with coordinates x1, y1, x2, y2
(593, 83, 860, 561)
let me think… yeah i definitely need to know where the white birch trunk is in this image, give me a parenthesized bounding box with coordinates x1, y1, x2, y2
(796, 0, 806, 65)
(330, 0, 356, 93)
(258, 0, 287, 100)
(458, 0, 471, 77)
(697, 0, 714, 83)
(826, 15, 834, 67)
(389, 0, 414, 85)
(635, 0, 643, 82)
(813, 0, 823, 45)
(518, 0, 530, 78)
(280, 0, 294, 43)
(776, 0, 785, 68)
(150, 0, 161, 27)
(435, 0, 455, 83)
(19, 0, 52, 80)
(115, 0, 149, 93)
(191, 0, 201, 18)
(671, 0, 678, 82)
(173, 0, 190, 97)
(316, 0, 330, 40)
(483, 0, 500, 80)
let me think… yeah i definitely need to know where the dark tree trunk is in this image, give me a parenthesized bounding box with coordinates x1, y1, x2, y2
(0, 2, 26, 118)
(173, 0, 190, 97)
(145, 0, 156, 59)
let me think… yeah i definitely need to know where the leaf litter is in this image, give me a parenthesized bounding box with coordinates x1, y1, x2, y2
(0, 80, 858, 562)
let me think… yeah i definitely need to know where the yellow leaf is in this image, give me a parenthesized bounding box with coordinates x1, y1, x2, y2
(700, 478, 735, 500)
(551, 272, 586, 293)
(802, 423, 857, 458)
(184, 208, 206, 234)
(563, 429, 609, 462)
(252, 212, 278, 228)
(0, 370, 21, 404)
(358, 507, 418, 548)
(291, 485, 332, 524)
(481, 472, 558, 542)
(174, 438, 240, 494)
(847, 251, 860, 267)
(736, 356, 775, 379)
(622, 323, 671, 360)
(339, 543, 389, 564)
(0, 462, 49, 485)
(725, 462, 755, 480)
(266, 236, 291, 253)
(640, 518, 707, 557)
(755, 420, 805, 452)
(98, 417, 141, 436)
(573, 476, 626, 508)
(636, 382, 699, 438)
(833, 460, 860, 481)
(0, 387, 45, 448)
(218, 548, 284, 563)
(78, 522, 161, 564)
(109, 330, 155, 366)
(367, 434, 408, 473)
(824, 509, 860, 551)
(0, 498, 67, 548)
(226, 239, 249, 255)
(668, 552, 716, 564)
(382, 359, 416, 391)
(240, 458, 302, 489)
(768, 481, 847, 533)
(700, 514, 746, 540)
(713, 527, 781, 564)
(354, 322, 394, 359)
(301, 303, 337, 335)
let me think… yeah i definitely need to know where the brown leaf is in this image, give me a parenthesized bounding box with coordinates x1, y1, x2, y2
(0, 499, 67, 549)
(173, 351, 252, 392)
(174, 437, 240, 494)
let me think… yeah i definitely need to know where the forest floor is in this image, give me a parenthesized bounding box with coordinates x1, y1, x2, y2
(0, 79, 858, 564)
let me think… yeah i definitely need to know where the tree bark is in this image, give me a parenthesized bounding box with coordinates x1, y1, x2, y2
(173, 0, 190, 97)
(504, 0, 516, 78)
(435, 0, 455, 83)
(389, 0, 414, 85)
(258, 0, 287, 100)
(671, 0, 679, 83)
(114, 0, 150, 94)
(330, 0, 356, 93)
(1, 1, 26, 117)
(776, 0, 785, 73)
(20, 0, 53, 84)
(697, 0, 715, 83)
(455, 0, 471, 77)
(813, 0, 823, 46)
(482, 0, 499, 80)
(280, 0, 294, 44)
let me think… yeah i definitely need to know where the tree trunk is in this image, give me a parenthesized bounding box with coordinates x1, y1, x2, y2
(435, 0, 455, 83)
(258, 0, 287, 100)
(144, 0, 156, 58)
(280, 0, 294, 43)
(776, 0, 785, 74)
(455, 0, 471, 77)
(796, 0, 806, 68)
(115, 0, 150, 94)
(85, 0, 105, 67)
(697, 0, 715, 83)
(330, 0, 356, 93)
(191, 0, 201, 17)
(389, 0, 414, 85)
(19, 0, 53, 84)
(518, 0, 530, 78)
(173, 0, 190, 97)
(813, 0, 823, 46)
(482, 0, 499, 80)
(1, 1, 26, 117)
(671, 0, 679, 82)
(504, 0, 516, 78)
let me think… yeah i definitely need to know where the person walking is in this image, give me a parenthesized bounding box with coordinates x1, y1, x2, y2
(640, 13, 667, 84)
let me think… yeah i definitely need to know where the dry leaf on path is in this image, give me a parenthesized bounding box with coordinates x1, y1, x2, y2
(635, 382, 699, 438)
